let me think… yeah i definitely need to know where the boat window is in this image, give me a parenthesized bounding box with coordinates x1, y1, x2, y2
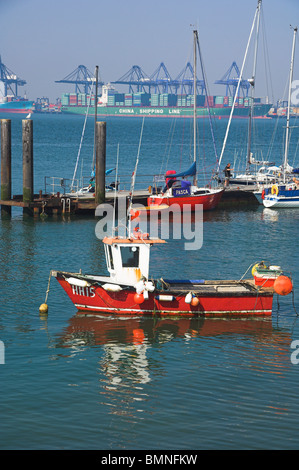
(120, 246, 139, 267)
(107, 245, 114, 270)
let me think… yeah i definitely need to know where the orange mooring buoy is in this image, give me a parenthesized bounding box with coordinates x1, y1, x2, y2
(274, 275, 293, 296)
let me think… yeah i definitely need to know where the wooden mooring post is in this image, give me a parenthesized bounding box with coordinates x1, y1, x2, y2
(22, 119, 34, 215)
(95, 121, 106, 206)
(1, 119, 12, 217)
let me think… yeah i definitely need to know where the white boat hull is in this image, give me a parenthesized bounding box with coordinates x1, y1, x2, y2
(263, 195, 299, 208)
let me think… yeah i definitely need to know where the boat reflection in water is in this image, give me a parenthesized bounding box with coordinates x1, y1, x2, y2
(53, 314, 292, 418)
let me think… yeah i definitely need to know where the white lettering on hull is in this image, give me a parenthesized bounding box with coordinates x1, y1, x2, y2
(71, 285, 95, 297)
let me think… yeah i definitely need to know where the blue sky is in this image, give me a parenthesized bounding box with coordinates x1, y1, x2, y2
(1, 0, 298, 103)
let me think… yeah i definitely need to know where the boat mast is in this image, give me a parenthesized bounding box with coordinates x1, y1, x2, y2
(193, 30, 197, 186)
(246, 0, 262, 173)
(283, 26, 297, 184)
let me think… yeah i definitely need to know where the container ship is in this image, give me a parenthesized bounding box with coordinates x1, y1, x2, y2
(60, 85, 272, 118)
(0, 56, 34, 114)
(0, 98, 34, 114)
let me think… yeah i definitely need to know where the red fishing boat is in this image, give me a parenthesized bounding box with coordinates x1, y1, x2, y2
(51, 229, 292, 317)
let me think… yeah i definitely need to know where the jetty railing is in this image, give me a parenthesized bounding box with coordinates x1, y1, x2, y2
(44, 172, 217, 195)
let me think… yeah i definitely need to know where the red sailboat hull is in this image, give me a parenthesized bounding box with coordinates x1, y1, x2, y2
(147, 189, 224, 211)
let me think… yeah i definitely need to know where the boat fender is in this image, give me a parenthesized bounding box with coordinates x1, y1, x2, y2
(134, 293, 144, 304)
(252, 261, 268, 277)
(67, 277, 90, 288)
(135, 279, 155, 295)
(251, 263, 260, 277)
(271, 184, 278, 195)
(191, 296, 200, 306)
(269, 265, 281, 271)
(145, 281, 155, 292)
(102, 283, 122, 292)
(185, 292, 192, 304)
(155, 295, 175, 302)
(261, 189, 265, 200)
(135, 280, 144, 294)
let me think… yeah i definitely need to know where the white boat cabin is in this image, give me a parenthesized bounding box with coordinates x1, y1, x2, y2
(103, 236, 165, 286)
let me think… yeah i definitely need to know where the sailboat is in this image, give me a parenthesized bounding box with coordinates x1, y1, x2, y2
(147, 30, 224, 212)
(229, 0, 270, 186)
(263, 26, 299, 208)
(217, 0, 274, 187)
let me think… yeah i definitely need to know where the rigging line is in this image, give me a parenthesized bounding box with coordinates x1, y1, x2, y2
(179, 117, 186, 171)
(70, 72, 95, 190)
(217, 4, 259, 173)
(288, 117, 299, 168)
(265, 105, 281, 161)
(159, 118, 176, 176)
(246, 0, 261, 173)
(290, 124, 299, 168)
(196, 34, 219, 163)
(283, 26, 297, 183)
(165, 119, 177, 172)
(261, 7, 274, 105)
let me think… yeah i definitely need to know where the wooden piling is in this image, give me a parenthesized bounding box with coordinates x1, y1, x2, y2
(95, 121, 106, 206)
(22, 119, 33, 214)
(1, 119, 12, 217)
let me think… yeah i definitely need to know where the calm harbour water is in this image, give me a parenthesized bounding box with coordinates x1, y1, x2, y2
(0, 113, 299, 450)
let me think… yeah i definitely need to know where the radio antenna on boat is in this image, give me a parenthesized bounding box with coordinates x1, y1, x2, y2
(128, 117, 145, 235)
(112, 143, 120, 236)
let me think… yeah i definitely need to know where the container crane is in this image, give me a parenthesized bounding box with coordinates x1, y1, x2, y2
(150, 63, 175, 94)
(0, 56, 26, 97)
(112, 65, 153, 93)
(214, 62, 250, 97)
(174, 62, 205, 95)
(55, 65, 103, 94)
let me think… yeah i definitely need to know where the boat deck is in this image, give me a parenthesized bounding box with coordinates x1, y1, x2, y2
(54, 270, 273, 298)
(156, 278, 272, 296)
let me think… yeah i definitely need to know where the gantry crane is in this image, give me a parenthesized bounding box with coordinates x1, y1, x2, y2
(0, 56, 27, 97)
(214, 62, 250, 97)
(55, 65, 103, 94)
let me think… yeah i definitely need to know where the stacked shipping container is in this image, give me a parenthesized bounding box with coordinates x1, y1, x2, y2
(61, 92, 256, 109)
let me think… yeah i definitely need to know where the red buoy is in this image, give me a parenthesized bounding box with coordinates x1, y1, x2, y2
(191, 296, 200, 306)
(274, 275, 293, 296)
(134, 293, 144, 304)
